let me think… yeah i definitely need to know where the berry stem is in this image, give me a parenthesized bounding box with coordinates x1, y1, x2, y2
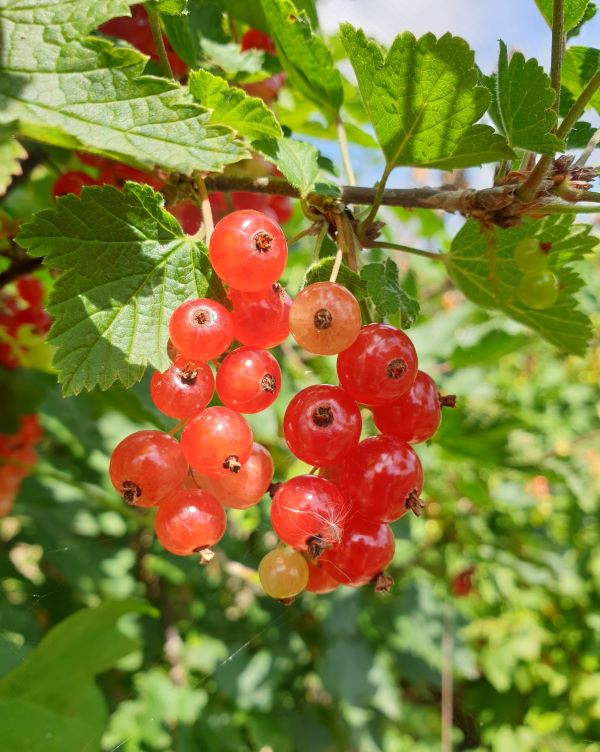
(195, 176, 214, 242)
(366, 240, 446, 262)
(329, 246, 343, 283)
(146, 6, 174, 79)
(359, 162, 393, 231)
(335, 116, 357, 186)
(312, 221, 328, 261)
(168, 419, 187, 436)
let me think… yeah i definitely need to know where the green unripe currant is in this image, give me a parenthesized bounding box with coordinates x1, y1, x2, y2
(517, 271, 559, 309)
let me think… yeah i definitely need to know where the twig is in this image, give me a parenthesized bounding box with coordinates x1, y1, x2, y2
(0, 258, 43, 289)
(146, 6, 174, 79)
(367, 240, 447, 261)
(195, 177, 214, 242)
(574, 125, 600, 166)
(335, 116, 357, 186)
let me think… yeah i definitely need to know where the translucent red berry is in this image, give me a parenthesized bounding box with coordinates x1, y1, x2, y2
(192, 442, 273, 509)
(241, 28, 276, 53)
(167, 201, 202, 235)
(372, 370, 451, 444)
(305, 561, 340, 594)
(289, 282, 361, 355)
(270, 475, 349, 556)
(150, 356, 214, 420)
(209, 210, 288, 292)
(259, 547, 309, 599)
(339, 435, 423, 522)
(229, 284, 291, 349)
(283, 384, 361, 466)
(154, 488, 227, 556)
(181, 406, 253, 477)
(16, 276, 44, 308)
(216, 347, 281, 413)
(109, 430, 188, 507)
(169, 299, 233, 361)
(52, 171, 96, 198)
(320, 517, 395, 587)
(452, 566, 475, 597)
(336, 323, 418, 406)
(268, 195, 293, 224)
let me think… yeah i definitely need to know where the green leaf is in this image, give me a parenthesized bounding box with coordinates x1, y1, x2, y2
(561, 46, 600, 115)
(360, 260, 420, 328)
(0, 0, 246, 174)
(260, 0, 343, 115)
(490, 42, 563, 154)
(565, 119, 596, 147)
(534, 0, 591, 31)
(302, 258, 367, 299)
(567, 2, 597, 38)
(154, 0, 188, 14)
(188, 69, 282, 144)
(340, 25, 513, 171)
(449, 330, 531, 367)
(0, 370, 55, 433)
(0, 123, 26, 197)
(222, 0, 318, 36)
(447, 216, 598, 355)
(16, 183, 226, 395)
(200, 39, 270, 80)
(256, 137, 320, 196)
(162, 0, 229, 67)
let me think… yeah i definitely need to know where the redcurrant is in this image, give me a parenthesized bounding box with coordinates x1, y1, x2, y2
(259, 547, 309, 599)
(283, 384, 361, 466)
(270, 475, 349, 555)
(216, 347, 281, 413)
(52, 171, 96, 198)
(209, 210, 288, 292)
(154, 488, 227, 556)
(289, 282, 361, 355)
(150, 356, 214, 420)
(181, 406, 253, 477)
(336, 323, 418, 406)
(167, 201, 202, 235)
(339, 435, 423, 522)
(16, 277, 44, 308)
(192, 442, 273, 509)
(229, 284, 291, 349)
(109, 430, 188, 507)
(305, 560, 340, 594)
(169, 299, 233, 361)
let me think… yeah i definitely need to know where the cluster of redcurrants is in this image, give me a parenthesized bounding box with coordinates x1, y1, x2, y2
(0, 415, 41, 518)
(514, 237, 559, 310)
(0, 276, 50, 368)
(109, 208, 454, 601)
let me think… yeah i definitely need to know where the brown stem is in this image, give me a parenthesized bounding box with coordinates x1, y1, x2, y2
(0, 258, 43, 289)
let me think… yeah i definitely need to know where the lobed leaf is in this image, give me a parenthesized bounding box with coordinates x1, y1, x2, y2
(0, 0, 246, 174)
(340, 25, 513, 171)
(561, 46, 600, 115)
(0, 123, 26, 197)
(360, 260, 420, 328)
(447, 216, 598, 355)
(16, 183, 226, 395)
(256, 137, 321, 196)
(534, 0, 592, 30)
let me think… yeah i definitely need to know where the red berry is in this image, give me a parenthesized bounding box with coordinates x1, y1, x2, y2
(181, 406, 253, 477)
(52, 171, 96, 198)
(229, 284, 291, 349)
(109, 430, 188, 507)
(154, 488, 227, 555)
(452, 566, 475, 597)
(243, 73, 286, 103)
(192, 442, 273, 509)
(77, 152, 111, 169)
(167, 201, 202, 235)
(289, 282, 361, 355)
(269, 195, 293, 224)
(270, 475, 349, 555)
(241, 29, 276, 54)
(150, 356, 214, 420)
(232, 192, 270, 212)
(216, 346, 281, 413)
(16, 276, 44, 308)
(283, 384, 361, 466)
(98, 163, 163, 191)
(339, 435, 423, 522)
(336, 324, 418, 406)
(169, 299, 233, 361)
(320, 517, 395, 586)
(372, 370, 445, 443)
(305, 561, 340, 594)
(209, 210, 288, 292)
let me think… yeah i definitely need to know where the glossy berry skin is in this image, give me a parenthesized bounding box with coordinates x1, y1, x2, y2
(269, 195, 293, 224)
(167, 201, 202, 235)
(289, 282, 361, 355)
(452, 566, 475, 597)
(109, 430, 188, 507)
(52, 171, 96, 198)
(320, 517, 395, 586)
(517, 270, 559, 309)
(259, 547, 309, 599)
(283, 384, 361, 466)
(271, 475, 349, 554)
(16, 277, 44, 308)
(216, 347, 281, 413)
(150, 356, 214, 420)
(305, 561, 340, 594)
(209, 210, 288, 292)
(154, 488, 227, 555)
(229, 284, 291, 349)
(339, 435, 423, 522)
(181, 406, 253, 477)
(514, 237, 548, 273)
(372, 370, 441, 444)
(192, 442, 273, 509)
(337, 324, 418, 406)
(169, 299, 233, 361)
(241, 28, 276, 53)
